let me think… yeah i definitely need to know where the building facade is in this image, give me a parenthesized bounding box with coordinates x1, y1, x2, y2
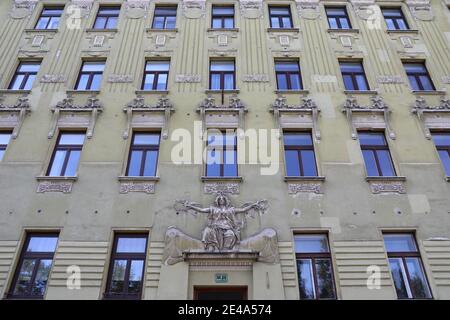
(0, 0, 450, 300)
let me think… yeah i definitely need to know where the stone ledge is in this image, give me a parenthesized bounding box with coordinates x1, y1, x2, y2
(36, 176, 78, 194)
(365, 176, 407, 194)
(344, 90, 379, 95)
(0, 89, 31, 95)
(204, 89, 240, 94)
(145, 28, 178, 33)
(267, 28, 300, 33)
(24, 28, 58, 33)
(327, 28, 360, 34)
(85, 28, 118, 33)
(135, 90, 169, 95)
(118, 176, 159, 194)
(412, 90, 447, 96)
(285, 176, 325, 194)
(275, 89, 309, 95)
(386, 29, 419, 35)
(207, 28, 239, 32)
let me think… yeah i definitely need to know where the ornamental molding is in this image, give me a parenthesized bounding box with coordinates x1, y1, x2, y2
(175, 74, 201, 83)
(242, 74, 270, 82)
(270, 95, 321, 140)
(123, 95, 174, 139)
(182, 0, 206, 19)
(184, 251, 259, 271)
(367, 178, 406, 194)
(411, 96, 450, 139)
(208, 48, 237, 57)
(295, 0, 321, 20)
(0, 95, 31, 139)
(36, 180, 74, 193)
(204, 182, 240, 194)
(125, 0, 150, 19)
(239, 0, 263, 19)
(163, 193, 278, 265)
(287, 181, 323, 194)
(342, 95, 396, 140)
(350, 0, 378, 20)
(406, 0, 434, 21)
(119, 181, 156, 194)
(48, 94, 103, 139)
(376, 75, 404, 84)
(40, 74, 67, 83)
(10, 0, 38, 19)
(197, 94, 247, 139)
(68, 0, 94, 18)
(107, 74, 134, 83)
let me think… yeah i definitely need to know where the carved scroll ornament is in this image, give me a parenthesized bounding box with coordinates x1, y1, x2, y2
(411, 97, 450, 139)
(0, 95, 31, 139)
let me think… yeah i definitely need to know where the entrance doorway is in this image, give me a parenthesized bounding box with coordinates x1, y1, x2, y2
(194, 286, 248, 300)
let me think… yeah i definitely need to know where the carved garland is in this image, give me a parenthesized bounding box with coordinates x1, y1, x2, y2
(48, 94, 103, 139)
(123, 95, 174, 139)
(0, 95, 31, 139)
(270, 95, 321, 140)
(411, 96, 450, 139)
(342, 95, 396, 140)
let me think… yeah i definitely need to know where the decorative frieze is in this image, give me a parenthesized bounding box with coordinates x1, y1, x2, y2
(36, 179, 75, 194)
(107, 75, 134, 83)
(376, 75, 404, 84)
(342, 95, 396, 140)
(366, 177, 407, 194)
(204, 182, 240, 194)
(40, 75, 67, 83)
(175, 74, 201, 83)
(184, 251, 259, 271)
(287, 178, 324, 194)
(242, 74, 270, 82)
(119, 181, 156, 194)
(0, 95, 31, 139)
(270, 95, 321, 140)
(48, 94, 103, 139)
(411, 96, 450, 139)
(239, 0, 263, 19)
(123, 95, 174, 139)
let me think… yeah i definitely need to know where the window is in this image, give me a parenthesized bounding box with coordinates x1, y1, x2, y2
(75, 61, 105, 91)
(326, 7, 352, 29)
(340, 61, 369, 91)
(284, 132, 317, 177)
(47, 132, 85, 177)
(383, 233, 432, 299)
(0, 131, 12, 161)
(382, 8, 409, 31)
(9, 233, 59, 299)
(105, 233, 148, 299)
(359, 131, 395, 177)
(142, 60, 170, 90)
(93, 6, 120, 29)
(269, 6, 293, 29)
(275, 61, 302, 90)
(295, 234, 336, 300)
(209, 60, 235, 90)
(404, 62, 435, 91)
(431, 132, 450, 176)
(126, 132, 160, 177)
(8, 62, 41, 90)
(35, 7, 64, 30)
(206, 130, 237, 177)
(152, 6, 177, 29)
(212, 5, 234, 29)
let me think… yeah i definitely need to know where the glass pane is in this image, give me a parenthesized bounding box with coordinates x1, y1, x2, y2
(404, 63, 427, 73)
(48, 150, 66, 176)
(134, 134, 160, 145)
(275, 62, 299, 72)
(270, 17, 279, 28)
(418, 75, 434, 91)
(438, 150, 450, 176)
(397, 19, 408, 30)
(339, 18, 350, 29)
(36, 17, 50, 29)
(326, 8, 345, 16)
(284, 133, 313, 146)
(315, 259, 336, 299)
(207, 132, 224, 147)
(383, 9, 402, 17)
(155, 7, 177, 15)
(295, 234, 330, 253)
(431, 134, 450, 146)
(156, 74, 168, 90)
(285, 150, 300, 176)
(48, 17, 60, 29)
(301, 150, 318, 176)
(213, 7, 234, 15)
(0, 132, 12, 145)
(0, 150, 5, 161)
(289, 74, 301, 90)
(152, 16, 164, 29)
(206, 149, 221, 176)
(166, 16, 177, 29)
(143, 74, 155, 90)
(210, 74, 221, 90)
(224, 73, 234, 89)
(383, 234, 418, 252)
(359, 133, 386, 146)
(224, 18, 234, 29)
(19, 63, 40, 72)
(128, 150, 143, 176)
(13, 259, 36, 295)
(90, 74, 102, 90)
(27, 236, 58, 252)
(99, 8, 120, 15)
(362, 150, 379, 176)
(128, 260, 144, 294)
(64, 150, 81, 176)
(340, 62, 364, 73)
(146, 61, 170, 71)
(377, 150, 395, 176)
(385, 19, 395, 30)
(388, 258, 410, 299)
(31, 259, 52, 296)
(106, 17, 118, 29)
(211, 61, 234, 71)
(328, 18, 338, 29)
(94, 17, 106, 29)
(10, 75, 25, 90)
(355, 74, 368, 90)
(143, 150, 158, 176)
(76, 74, 89, 90)
(270, 7, 290, 15)
(281, 17, 292, 28)
(82, 62, 105, 72)
(60, 133, 85, 145)
(212, 18, 222, 29)
(110, 260, 127, 293)
(23, 75, 36, 90)
(405, 258, 432, 299)
(277, 74, 288, 90)
(342, 74, 355, 90)
(116, 237, 147, 253)
(407, 75, 420, 90)
(223, 150, 237, 177)
(297, 259, 315, 299)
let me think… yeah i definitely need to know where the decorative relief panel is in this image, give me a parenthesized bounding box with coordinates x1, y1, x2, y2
(239, 0, 263, 19)
(0, 96, 30, 138)
(242, 74, 270, 82)
(10, 0, 38, 19)
(146, 32, 177, 51)
(175, 74, 201, 83)
(295, 0, 321, 20)
(204, 182, 240, 194)
(411, 96, 450, 139)
(21, 32, 56, 55)
(125, 0, 150, 19)
(119, 181, 156, 194)
(268, 33, 300, 51)
(207, 32, 238, 48)
(37, 179, 74, 194)
(68, 0, 94, 18)
(406, 0, 434, 21)
(182, 0, 206, 19)
(107, 75, 134, 83)
(40, 75, 67, 83)
(329, 32, 361, 56)
(350, 0, 377, 20)
(82, 32, 115, 55)
(342, 95, 396, 140)
(366, 177, 407, 194)
(376, 75, 404, 84)
(287, 179, 324, 194)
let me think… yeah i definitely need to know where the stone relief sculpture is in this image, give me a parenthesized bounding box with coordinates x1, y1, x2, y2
(163, 193, 279, 265)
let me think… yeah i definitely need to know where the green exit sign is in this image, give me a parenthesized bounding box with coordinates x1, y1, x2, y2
(215, 273, 228, 283)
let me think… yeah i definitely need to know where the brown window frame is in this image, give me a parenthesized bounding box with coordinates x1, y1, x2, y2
(339, 60, 370, 91)
(205, 129, 238, 177)
(104, 233, 148, 300)
(151, 6, 178, 29)
(126, 131, 161, 177)
(8, 232, 59, 299)
(141, 60, 170, 91)
(46, 131, 85, 177)
(93, 6, 121, 30)
(35, 6, 65, 30)
(74, 60, 105, 91)
(383, 232, 433, 300)
(268, 6, 293, 29)
(275, 60, 302, 90)
(8, 61, 41, 90)
(294, 233, 337, 300)
(359, 131, 396, 177)
(209, 60, 236, 90)
(403, 61, 435, 91)
(381, 7, 410, 31)
(283, 131, 318, 177)
(325, 6, 352, 30)
(211, 5, 235, 29)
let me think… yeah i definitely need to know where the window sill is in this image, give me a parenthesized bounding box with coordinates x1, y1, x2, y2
(146, 28, 178, 33)
(386, 29, 419, 35)
(85, 28, 118, 33)
(275, 89, 309, 95)
(327, 28, 359, 34)
(24, 28, 58, 33)
(36, 176, 78, 181)
(36, 176, 78, 193)
(284, 176, 325, 182)
(118, 176, 160, 182)
(285, 176, 325, 194)
(0, 89, 32, 94)
(66, 90, 101, 94)
(205, 89, 240, 94)
(201, 176, 243, 182)
(135, 90, 169, 95)
(207, 28, 239, 32)
(267, 28, 300, 33)
(365, 176, 406, 182)
(365, 176, 406, 194)
(118, 176, 158, 194)
(344, 90, 378, 95)
(412, 90, 446, 96)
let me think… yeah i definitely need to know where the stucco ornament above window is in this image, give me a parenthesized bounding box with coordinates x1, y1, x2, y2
(10, 0, 38, 19)
(67, 0, 94, 19)
(342, 95, 396, 140)
(295, 0, 321, 20)
(163, 193, 279, 265)
(350, 0, 377, 20)
(411, 96, 450, 139)
(239, 0, 263, 19)
(0, 95, 30, 139)
(182, 0, 206, 19)
(125, 0, 150, 19)
(406, 0, 434, 21)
